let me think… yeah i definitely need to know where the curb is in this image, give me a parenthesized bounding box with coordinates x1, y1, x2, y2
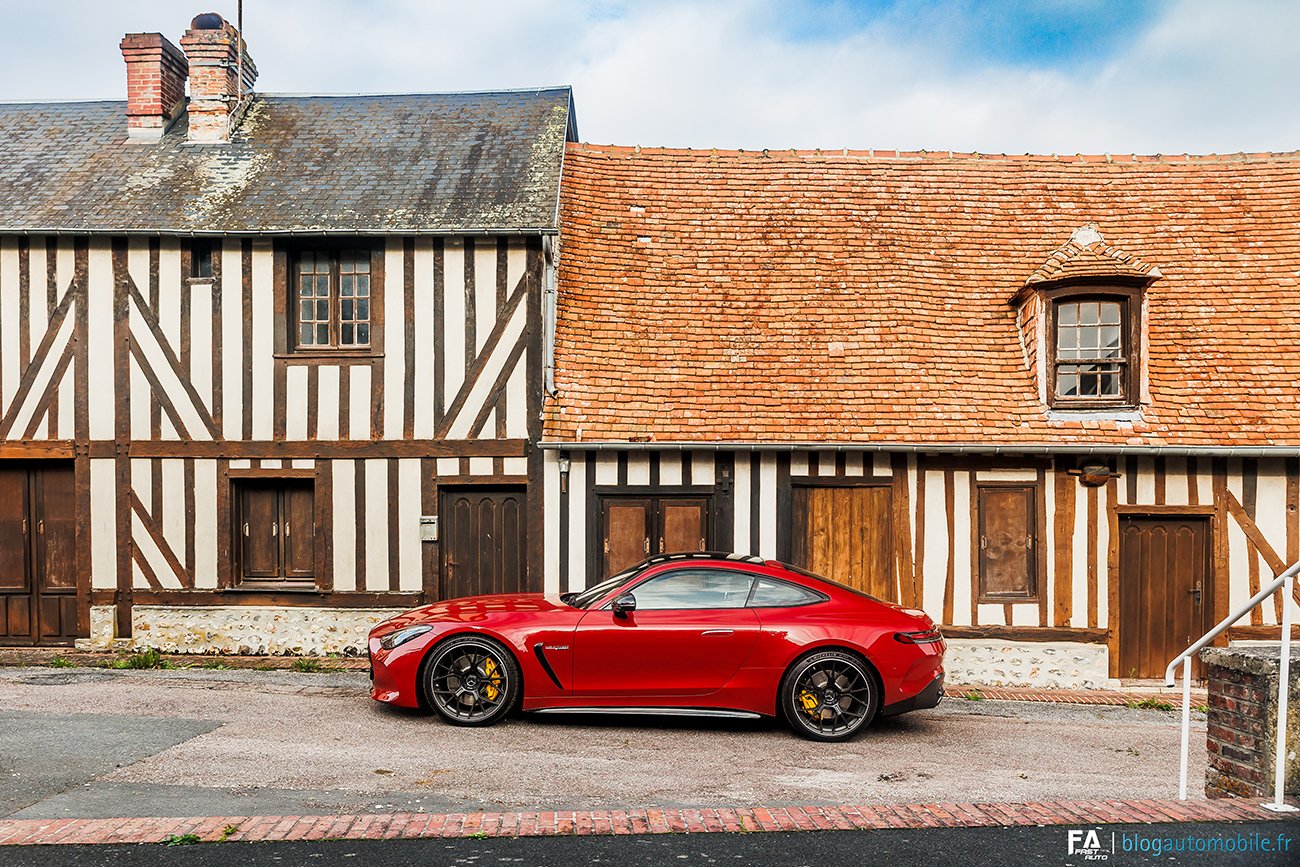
(0, 798, 1292, 846)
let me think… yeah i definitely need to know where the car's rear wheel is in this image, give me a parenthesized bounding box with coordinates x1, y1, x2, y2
(780, 650, 878, 742)
(423, 635, 519, 727)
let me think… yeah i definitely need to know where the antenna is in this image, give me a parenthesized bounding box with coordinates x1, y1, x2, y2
(236, 0, 244, 102)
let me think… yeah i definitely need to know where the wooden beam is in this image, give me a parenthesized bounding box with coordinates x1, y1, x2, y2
(1053, 467, 1075, 627)
(1225, 488, 1287, 574)
(940, 625, 1108, 643)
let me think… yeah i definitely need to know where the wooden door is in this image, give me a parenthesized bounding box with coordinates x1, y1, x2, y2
(1119, 516, 1213, 679)
(441, 487, 528, 599)
(791, 485, 895, 602)
(977, 485, 1037, 600)
(659, 498, 708, 556)
(0, 463, 79, 646)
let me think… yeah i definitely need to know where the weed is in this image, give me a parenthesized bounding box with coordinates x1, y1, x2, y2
(291, 658, 325, 673)
(1125, 697, 1175, 711)
(196, 660, 233, 670)
(46, 656, 75, 668)
(218, 824, 239, 842)
(467, 830, 489, 840)
(108, 648, 173, 670)
(162, 834, 201, 847)
(963, 691, 985, 701)
(1194, 704, 1209, 714)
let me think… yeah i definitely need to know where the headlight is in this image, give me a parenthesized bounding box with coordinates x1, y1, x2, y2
(378, 624, 433, 650)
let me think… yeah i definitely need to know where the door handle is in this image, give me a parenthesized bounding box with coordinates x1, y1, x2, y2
(1190, 581, 1202, 605)
(701, 629, 734, 637)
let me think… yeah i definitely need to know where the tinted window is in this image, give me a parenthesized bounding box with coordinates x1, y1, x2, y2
(781, 562, 886, 603)
(748, 577, 823, 608)
(630, 568, 755, 610)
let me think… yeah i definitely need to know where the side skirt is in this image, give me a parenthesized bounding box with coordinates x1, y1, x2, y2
(529, 707, 764, 720)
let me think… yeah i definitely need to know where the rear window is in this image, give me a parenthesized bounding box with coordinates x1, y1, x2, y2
(780, 563, 887, 603)
(747, 577, 824, 608)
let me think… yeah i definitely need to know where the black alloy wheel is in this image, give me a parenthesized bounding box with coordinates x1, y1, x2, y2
(424, 635, 519, 727)
(780, 650, 878, 741)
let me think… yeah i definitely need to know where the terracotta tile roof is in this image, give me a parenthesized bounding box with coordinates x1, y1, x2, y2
(548, 144, 1300, 447)
(1022, 225, 1162, 292)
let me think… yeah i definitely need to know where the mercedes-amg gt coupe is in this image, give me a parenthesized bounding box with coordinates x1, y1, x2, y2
(368, 552, 945, 741)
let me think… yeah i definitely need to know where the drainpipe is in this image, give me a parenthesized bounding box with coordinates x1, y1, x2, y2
(542, 235, 558, 396)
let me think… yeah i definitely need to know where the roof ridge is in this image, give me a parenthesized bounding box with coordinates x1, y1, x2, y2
(567, 141, 1300, 164)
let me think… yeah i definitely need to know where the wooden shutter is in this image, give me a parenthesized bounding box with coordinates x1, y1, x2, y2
(35, 466, 77, 593)
(603, 499, 650, 578)
(659, 498, 708, 554)
(281, 483, 316, 581)
(0, 468, 27, 594)
(978, 485, 1037, 600)
(239, 485, 280, 582)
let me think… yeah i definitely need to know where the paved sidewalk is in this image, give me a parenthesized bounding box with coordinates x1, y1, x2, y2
(0, 797, 1293, 846)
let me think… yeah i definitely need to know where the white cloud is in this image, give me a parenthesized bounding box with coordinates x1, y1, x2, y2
(0, 0, 1295, 153)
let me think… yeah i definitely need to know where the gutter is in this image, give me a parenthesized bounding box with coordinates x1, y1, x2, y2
(0, 227, 559, 238)
(537, 441, 1300, 457)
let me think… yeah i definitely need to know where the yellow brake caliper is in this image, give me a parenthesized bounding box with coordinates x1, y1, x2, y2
(483, 657, 502, 701)
(798, 690, 819, 717)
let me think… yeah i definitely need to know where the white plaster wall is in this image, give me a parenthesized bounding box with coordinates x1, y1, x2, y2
(944, 639, 1115, 689)
(119, 606, 407, 656)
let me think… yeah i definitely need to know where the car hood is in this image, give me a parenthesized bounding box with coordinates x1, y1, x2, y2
(380, 593, 574, 631)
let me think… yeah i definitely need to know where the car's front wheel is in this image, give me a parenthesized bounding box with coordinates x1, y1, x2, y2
(423, 635, 519, 727)
(780, 650, 879, 742)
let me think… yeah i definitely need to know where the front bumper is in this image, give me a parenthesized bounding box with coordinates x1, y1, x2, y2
(367, 635, 428, 709)
(880, 670, 944, 717)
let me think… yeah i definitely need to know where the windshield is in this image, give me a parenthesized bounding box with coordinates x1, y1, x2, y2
(566, 564, 645, 609)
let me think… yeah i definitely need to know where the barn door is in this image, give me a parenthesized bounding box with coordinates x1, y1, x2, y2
(791, 485, 895, 602)
(441, 487, 528, 600)
(1119, 516, 1213, 680)
(0, 463, 79, 646)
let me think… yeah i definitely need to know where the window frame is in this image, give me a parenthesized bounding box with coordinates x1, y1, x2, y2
(283, 242, 383, 357)
(1044, 283, 1141, 410)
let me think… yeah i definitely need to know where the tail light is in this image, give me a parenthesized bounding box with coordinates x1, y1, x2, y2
(894, 628, 943, 645)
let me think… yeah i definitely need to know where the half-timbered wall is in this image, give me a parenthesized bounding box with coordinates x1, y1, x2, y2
(0, 234, 544, 644)
(545, 449, 1300, 683)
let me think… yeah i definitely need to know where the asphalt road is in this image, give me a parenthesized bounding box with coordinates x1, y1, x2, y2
(0, 667, 1206, 818)
(1, 823, 1296, 867)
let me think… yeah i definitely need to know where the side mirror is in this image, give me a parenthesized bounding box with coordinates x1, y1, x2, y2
(612, 593, 637, 618)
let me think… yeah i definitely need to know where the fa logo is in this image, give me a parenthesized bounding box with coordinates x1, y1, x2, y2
(1067, 829, 1110, 861)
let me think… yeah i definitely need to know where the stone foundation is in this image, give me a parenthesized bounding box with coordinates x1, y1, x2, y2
(1202, 643, 1299, 799)
(77, 604, 405, 656)
(943, 639, 1115, 689)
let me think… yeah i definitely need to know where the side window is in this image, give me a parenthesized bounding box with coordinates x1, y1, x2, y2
(290, 247, 377, 352)
(748, 577, 823, 608)
(629, 568, 755, 610)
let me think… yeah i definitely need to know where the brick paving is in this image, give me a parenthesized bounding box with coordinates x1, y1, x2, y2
(0, 798, 1291, 846)
(949, 684, 1208, 707)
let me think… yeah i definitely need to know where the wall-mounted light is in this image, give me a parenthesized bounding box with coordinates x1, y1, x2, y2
(1069, 461, 1118, 487)
(558, 453, 571, 495)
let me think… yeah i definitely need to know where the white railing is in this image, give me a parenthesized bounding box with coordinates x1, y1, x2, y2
(1165, 559, 1299, 812)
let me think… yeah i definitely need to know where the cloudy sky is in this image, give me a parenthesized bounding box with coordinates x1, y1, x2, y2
(1, 0, 1296, 154)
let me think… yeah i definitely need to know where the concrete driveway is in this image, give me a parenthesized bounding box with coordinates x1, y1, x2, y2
(0, 666, 1204, 819)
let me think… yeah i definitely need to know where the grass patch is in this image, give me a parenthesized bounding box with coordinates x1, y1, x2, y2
(46, 656, 76, 668)
(218, 824, 239, 842)
(290, 657, 338, 673)
(106, 647, 174, 670)
(1125, 697, 1175, 711)
(162, 833, 201, 847)
(963, 690, 985, 701)
(193, 660, 233, 670)
(1194, 703, 1209, 714)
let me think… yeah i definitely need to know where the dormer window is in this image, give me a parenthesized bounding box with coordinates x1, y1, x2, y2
(1052, 294, 1134, 407)
(1013, 225, 1160, 413)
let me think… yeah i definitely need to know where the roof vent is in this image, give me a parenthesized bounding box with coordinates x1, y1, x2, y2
(191, 12, 224, 30)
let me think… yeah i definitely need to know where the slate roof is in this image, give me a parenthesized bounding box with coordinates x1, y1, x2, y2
(0, 88, 575, 234)
(548, 143, 1300, 448)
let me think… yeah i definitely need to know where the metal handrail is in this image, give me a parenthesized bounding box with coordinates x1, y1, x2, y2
(1165, 559, 1299, 811)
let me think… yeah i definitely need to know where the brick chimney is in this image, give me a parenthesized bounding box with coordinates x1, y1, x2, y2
(119, 33, 189, 141)
(179, 12, 258, 144)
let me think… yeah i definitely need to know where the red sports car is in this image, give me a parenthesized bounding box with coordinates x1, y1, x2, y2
(368, 552, 945, 741)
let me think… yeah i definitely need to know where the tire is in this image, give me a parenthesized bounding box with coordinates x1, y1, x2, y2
(780, 649, 879, 742)
(422, 635, 520, 727)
